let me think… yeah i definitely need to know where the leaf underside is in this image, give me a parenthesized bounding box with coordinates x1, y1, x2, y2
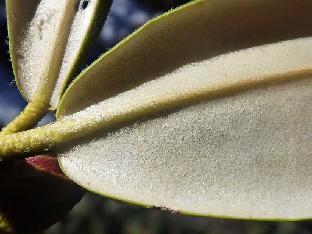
(57, 0, 312, 117)
(6, 0, 112, 109)
(58, 37, 312, 220)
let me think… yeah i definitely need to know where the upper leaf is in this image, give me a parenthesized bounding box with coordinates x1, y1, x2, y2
(57, 0, 312, 117)
(6, 0, 112, 109)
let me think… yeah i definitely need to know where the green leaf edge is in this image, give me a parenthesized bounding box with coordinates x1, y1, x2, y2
(56, 0, 113, 109)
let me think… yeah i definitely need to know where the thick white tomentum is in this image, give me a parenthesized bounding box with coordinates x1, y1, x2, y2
(57, 38, 312, 219)
(51, 0, 102, 108)
(60, 78, 312, 219)
(15, 0, 73, 99)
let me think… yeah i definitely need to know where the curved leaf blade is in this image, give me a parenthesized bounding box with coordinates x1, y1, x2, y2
(6, 0, 112, 109)
(57, 0, 312, 117)
(57, 37, 312, 220)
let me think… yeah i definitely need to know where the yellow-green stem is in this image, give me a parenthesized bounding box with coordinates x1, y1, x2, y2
(0, 119, 76, 160)
(0, 93, 49, 136)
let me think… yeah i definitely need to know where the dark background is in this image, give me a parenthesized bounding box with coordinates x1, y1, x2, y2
(1, 0, 312, 233)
